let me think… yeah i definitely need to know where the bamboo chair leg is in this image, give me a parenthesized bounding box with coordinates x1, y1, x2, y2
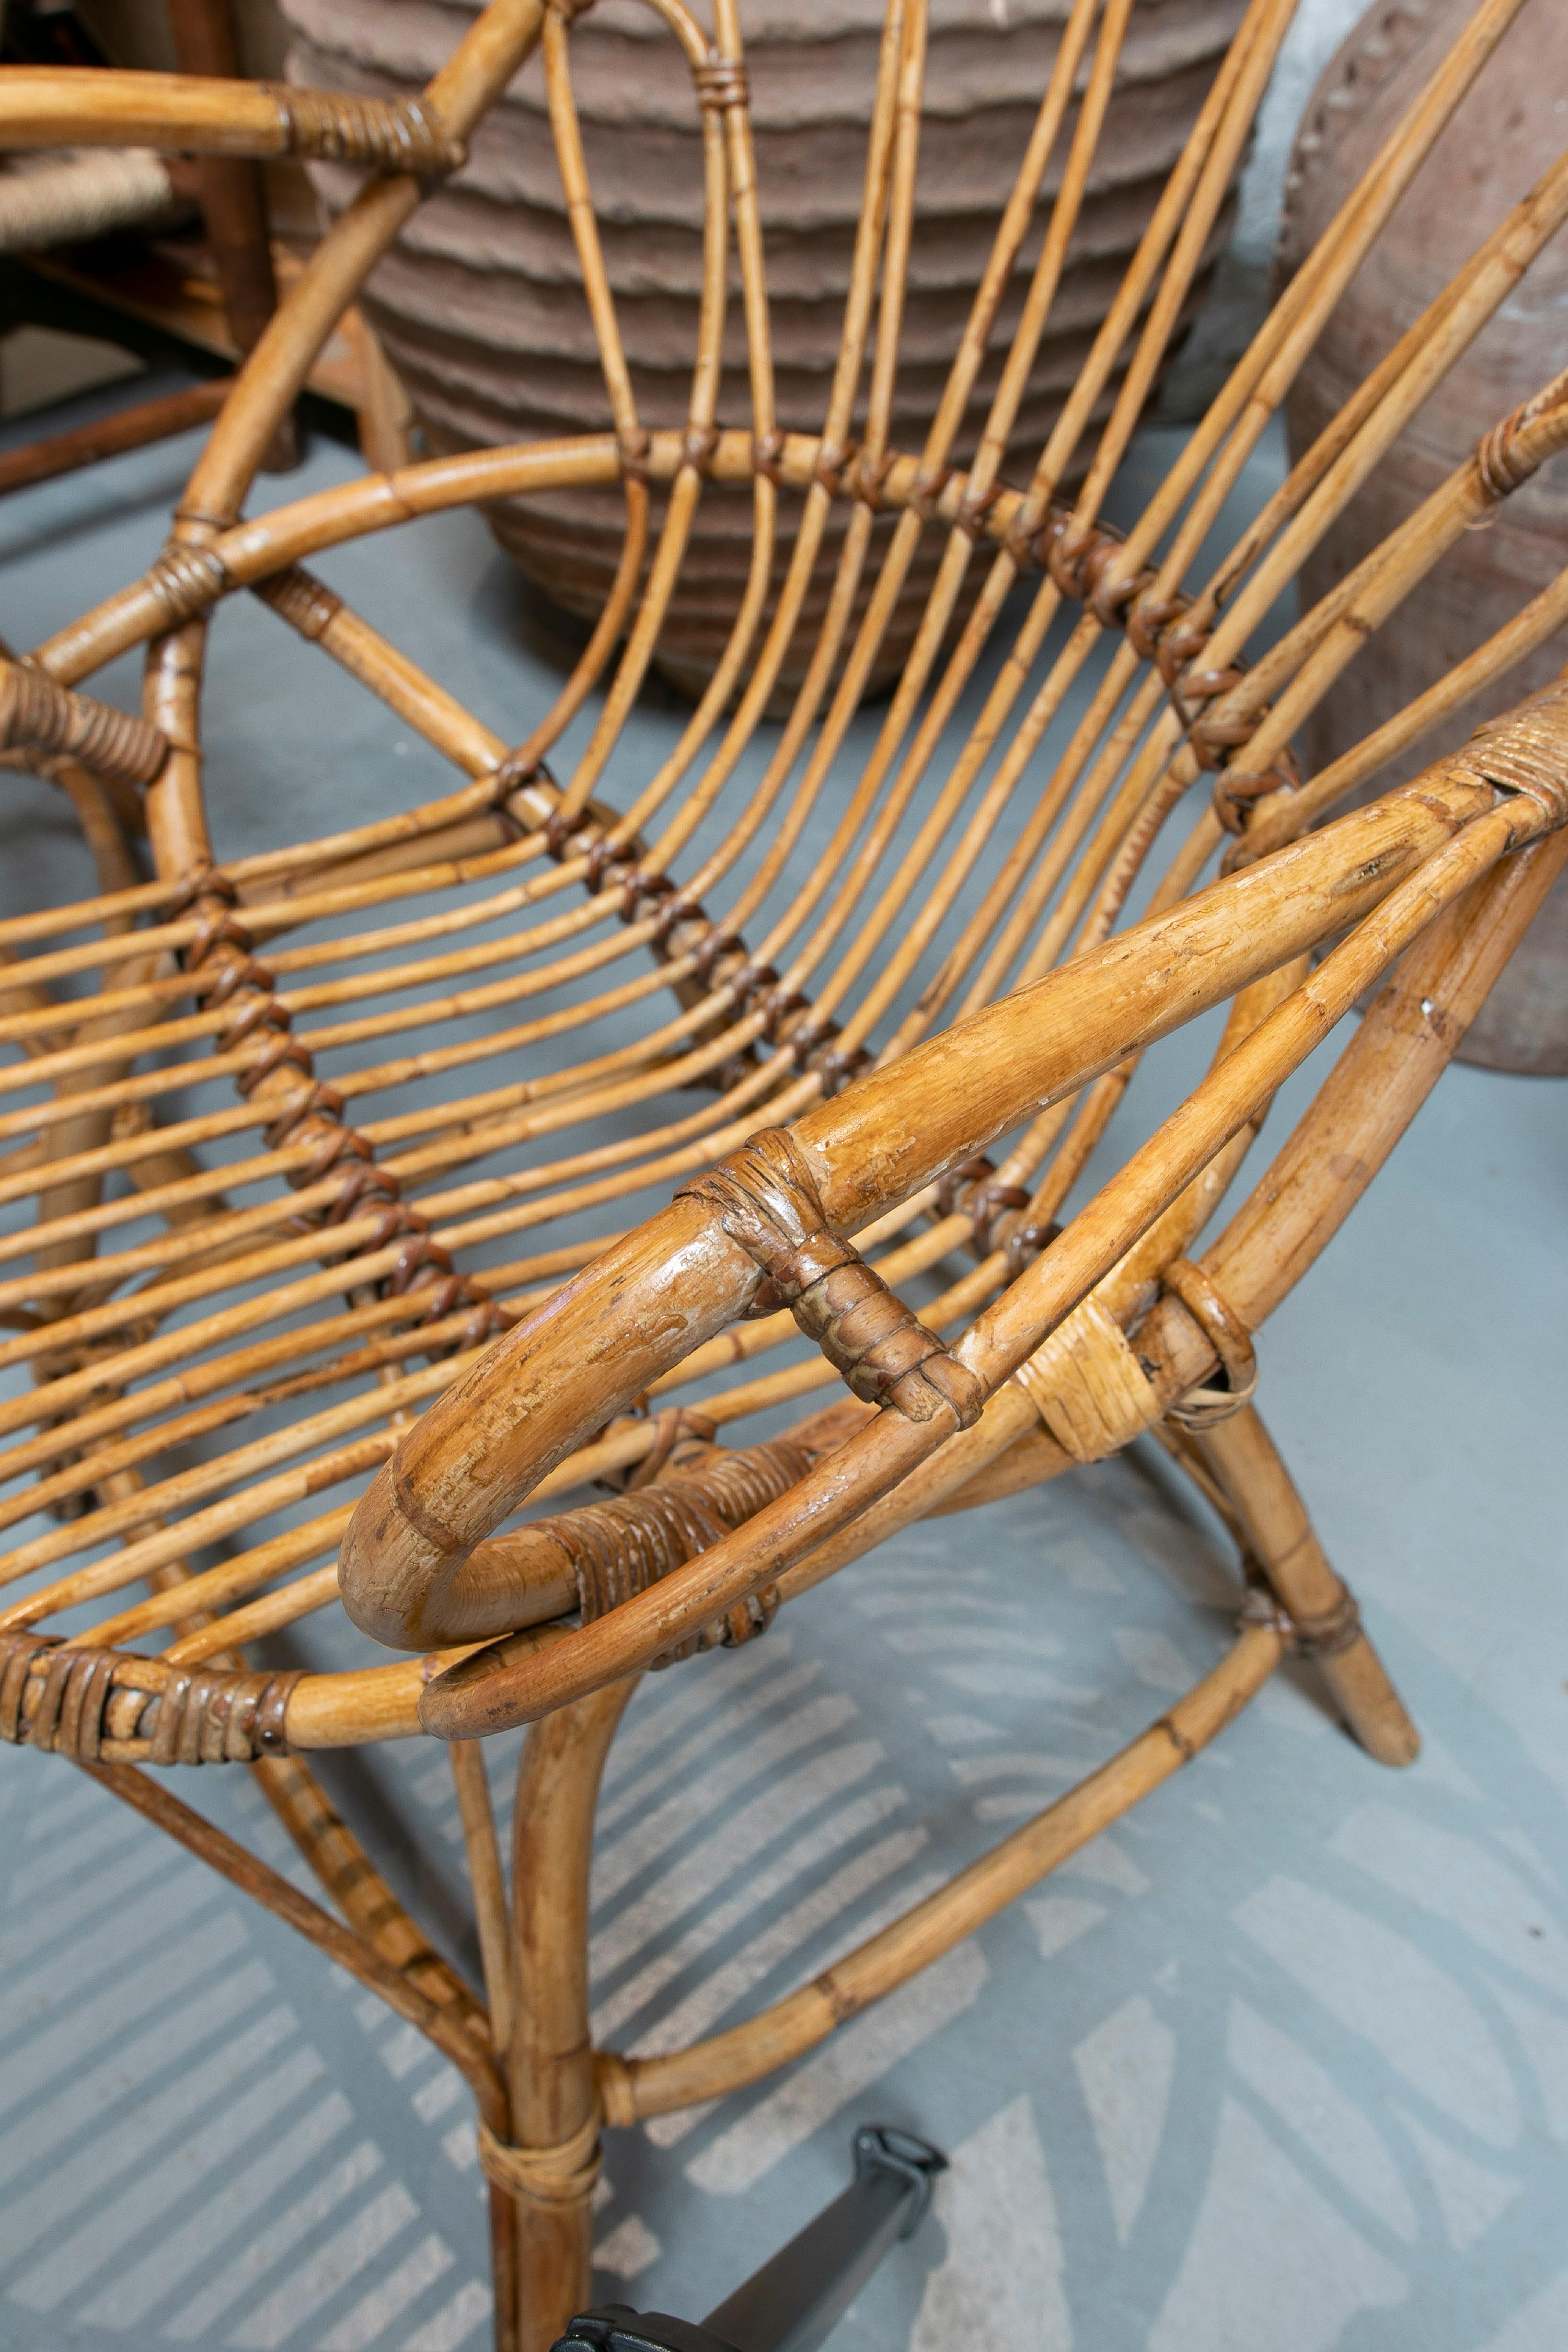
(507, 1678, 637, 2352)
(1192, 1402, 1420, 1767)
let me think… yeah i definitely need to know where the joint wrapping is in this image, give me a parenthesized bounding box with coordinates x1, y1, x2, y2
(0, 1631, 301, 1764)
(678, 1129, 984, 1428)
(1162, 1259, 1258, 1429)
(267, 85, 461, 178)
(0, 656, 168, 788)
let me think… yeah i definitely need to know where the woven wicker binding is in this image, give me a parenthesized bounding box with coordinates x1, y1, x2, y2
(3, 4, 1567, 2346)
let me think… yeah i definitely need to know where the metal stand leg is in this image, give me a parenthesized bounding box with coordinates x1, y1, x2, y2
(553, 2126, 945, 2352)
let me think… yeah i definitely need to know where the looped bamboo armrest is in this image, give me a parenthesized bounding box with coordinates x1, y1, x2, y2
(341, 696, 1568, 1711)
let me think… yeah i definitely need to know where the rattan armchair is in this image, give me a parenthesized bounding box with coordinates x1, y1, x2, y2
(3, 1, 1568, 2344)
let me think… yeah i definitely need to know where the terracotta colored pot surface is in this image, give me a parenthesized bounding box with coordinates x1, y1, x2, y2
(281, 0, 1244, 700)
(1281, 0, 1568, 1075)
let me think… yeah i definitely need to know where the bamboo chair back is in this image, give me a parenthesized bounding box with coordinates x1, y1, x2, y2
(2, 2, 1567, 2342)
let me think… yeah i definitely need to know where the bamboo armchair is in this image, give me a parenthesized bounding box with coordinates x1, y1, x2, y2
(4, 0, 1568, 2344)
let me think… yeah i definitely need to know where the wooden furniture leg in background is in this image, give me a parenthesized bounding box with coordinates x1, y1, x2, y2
(0, 376, 232, 497)
(347, 306, 418, 474)
(164, 0, 298, 470)
(1194, 1403, 1422, 1767)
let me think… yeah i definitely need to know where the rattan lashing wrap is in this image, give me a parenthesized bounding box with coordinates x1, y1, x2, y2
(0, 1629, 299, 1763)
(0, 655, 168, 787)
(525, 1426, 815, 1659)
(679, 1129, 985, 1429)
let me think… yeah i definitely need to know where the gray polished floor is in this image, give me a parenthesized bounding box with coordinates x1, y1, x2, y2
(2, 406, 1565, 2352)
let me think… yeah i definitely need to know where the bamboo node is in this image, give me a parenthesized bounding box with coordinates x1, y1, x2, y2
(694, 59, 749, 113)
(265, 86, 462, 179)
(678, 1129, 985, 1428)
(1161, 1258, 1258, 1428)
(255, 564, 344, 641)
(476, 2113, 601, 2206)
(0, 655, 168, 789)
(1287, 1588, 1364, 1658)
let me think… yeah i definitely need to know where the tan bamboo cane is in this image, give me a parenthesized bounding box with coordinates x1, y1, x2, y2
(342, 765, 1510, 1660)
(503, 1681, 635, 2352)
(1191, 1406, 1420, 1768)
(0, 68, 464, 168)
(80, 1758, 505, 2116)
(405, 718, 1566, 1732)
(596, 1625, 1281, 2123)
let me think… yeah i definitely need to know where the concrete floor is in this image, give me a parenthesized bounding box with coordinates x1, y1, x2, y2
(1, 400, 1566, 2352)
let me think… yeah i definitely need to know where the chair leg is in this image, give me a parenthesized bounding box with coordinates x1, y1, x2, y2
(508, 1678, 638, 2352)
(1191, 1404, 1420, 1768)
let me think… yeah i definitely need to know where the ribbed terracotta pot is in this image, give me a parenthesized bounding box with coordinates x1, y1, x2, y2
(1281, 0, 1568, 1075)
(281, 0, 1244, 699)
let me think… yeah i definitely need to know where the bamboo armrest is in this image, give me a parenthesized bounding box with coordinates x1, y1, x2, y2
(340, 731, 1566, 1699)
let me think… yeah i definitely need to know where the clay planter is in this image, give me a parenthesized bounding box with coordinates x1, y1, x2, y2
(1281, 0, 1568, 1074)
(281, 0, 1244, 700)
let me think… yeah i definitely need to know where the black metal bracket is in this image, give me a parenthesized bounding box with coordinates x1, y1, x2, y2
(552, 2123, 947, 2352)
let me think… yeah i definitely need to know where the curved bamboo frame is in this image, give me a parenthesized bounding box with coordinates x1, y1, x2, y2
(5, 2, 1568, 2344)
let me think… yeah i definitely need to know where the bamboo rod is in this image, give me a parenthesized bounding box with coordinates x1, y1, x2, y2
(599, 1625, 1281, 2121)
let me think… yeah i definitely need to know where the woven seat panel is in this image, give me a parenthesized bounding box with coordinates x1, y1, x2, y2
(2, 0, 1565, 1726)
